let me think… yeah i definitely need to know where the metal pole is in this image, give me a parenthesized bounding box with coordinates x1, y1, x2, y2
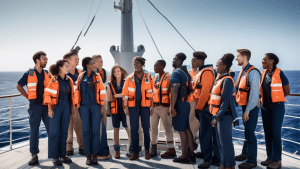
(9, 98, 12, 149)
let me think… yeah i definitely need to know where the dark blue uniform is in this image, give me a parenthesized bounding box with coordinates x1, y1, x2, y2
(48, 76, 71, 158)
(79, 72, 109, 156)
(261, 67, 289, 162)
(18, 68, 50, 155)
(129, 75, 151, 154)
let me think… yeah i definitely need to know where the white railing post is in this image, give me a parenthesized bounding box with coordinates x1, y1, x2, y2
(9, 97, 12, 150)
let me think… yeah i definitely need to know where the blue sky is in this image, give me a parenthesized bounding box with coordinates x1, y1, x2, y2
(1, 0, 300, 72)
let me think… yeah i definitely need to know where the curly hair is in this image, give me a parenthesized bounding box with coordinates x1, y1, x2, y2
(49, 60, 68, 76)
(133, 56, 145, 66)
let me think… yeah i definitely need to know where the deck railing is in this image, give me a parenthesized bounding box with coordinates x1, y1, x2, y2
(1, 93, 300, 151)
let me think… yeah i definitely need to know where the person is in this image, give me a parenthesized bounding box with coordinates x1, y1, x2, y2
(75, 57, 109, 165)
(170, 53, 195, 163)
(191, 52, 215, 160)
(234, 49, 261, 169)
(63, 50, 84, 156)
(122, 56, 153, 160)
(150, 60, 176, 158)
(210, 54, 236, 169)
(44, 60, 75, 166)
(106, 64, 131, 159)
(187, 56, 200, 150)
(16, 51, 51, 165)
(260, 53, 290, 169)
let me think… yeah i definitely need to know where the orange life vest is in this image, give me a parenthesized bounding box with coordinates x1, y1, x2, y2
(194, 66, 215, 111)
(209, 75, 235, 115)
(99, 68, 106, 83)
(27, 69, 51, 101)
(43, 75, 76, 108)
(122, 72, 153, 107)
(108, 81, 125, 114)
(187, 69, 198, 102)
(260, 68, 285, 103)
(235, 66, 259, 106)
(152, 72, 171, 107)
(75, 72, 106, 108)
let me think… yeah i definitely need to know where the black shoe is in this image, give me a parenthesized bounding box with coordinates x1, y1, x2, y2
(86, 155, 92, 165)
(212, 160, 221, 167)
(195, 152, 204, 158)
(188, 142, 199, 151)
(126, 145, 133, 157)
(173, 156, 190, 163)
(238, 161, 257, 169)
(52, 158, 62, 166)
(150, 145, 157, 157)
(79, 149, 84, 155)
(28, 154, 39, 165)
(67, 150, 74, 156)
(198, 160, 212, 169)
(188, 151, 196, 163)
(92, 154, 98, 165)
(60, 156, 72, 163)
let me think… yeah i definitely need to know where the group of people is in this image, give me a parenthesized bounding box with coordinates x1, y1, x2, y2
(16, 49, 289, 169)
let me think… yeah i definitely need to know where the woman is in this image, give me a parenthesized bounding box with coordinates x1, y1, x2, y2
(75, 57, 109, 165)
(106, 64, 131, 159)
(122, 56, 153, 160)
(260, 53, 290, 169)
(44, 60, 75, 166)
(210, 54, 236, 169)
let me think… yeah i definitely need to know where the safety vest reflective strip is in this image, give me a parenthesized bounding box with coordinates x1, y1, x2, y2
(152, 72, 170, 106)
(260, 68, 285, 103)
(27, 70, 51, 101)
(187, 69, 198, 102)
(209, 76, 235, 115)
(194, 67, 215, 111)
(235, 66, 258, 106)
(109, 82, 119, 114)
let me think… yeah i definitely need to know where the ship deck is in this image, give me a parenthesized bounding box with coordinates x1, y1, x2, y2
(0, 132, 299, 169)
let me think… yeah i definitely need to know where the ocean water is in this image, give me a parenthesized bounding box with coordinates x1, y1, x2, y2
(0, 71, 299, 156)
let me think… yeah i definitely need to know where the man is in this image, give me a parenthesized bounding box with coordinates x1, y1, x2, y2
(187, 57, 200, 150)
(63, 50, 85, 156)
(150, 60, 176, 158)
(16, 51, 51, 165)
(92, 55, 108, 127)
(234, 49, 261, 169)
(195, 52, 220, 169)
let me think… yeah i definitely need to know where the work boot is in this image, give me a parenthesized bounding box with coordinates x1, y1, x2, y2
(129, 152, 139, 160)
(52, 158, 62, 166)
(188, 151, 196, 163)
(160, 148, 176, 158)
(28, 154, 39, 165)
(198, 160, 212, 169)
(86, 155, 92, 165)
(261, 159, 273, 166)
(195, 151, 204, 158)
(126, 145, 133, 157)
(67, 150, 74, 156)
(150, 145, 157, 157)
(145, 149, 150, 160)
(114, 151, 120, 159)
(267, 160, 282, 169)
(92, 154, 98, 165)
(238, 161, 257, 169)
(79, 149, 85, 155)
(235, 154, 247, 161)
(173, 156, 189, 163)
(60, 156, 72, 163)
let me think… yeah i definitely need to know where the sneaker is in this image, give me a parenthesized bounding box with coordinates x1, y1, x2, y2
(28, 154, 39, 165)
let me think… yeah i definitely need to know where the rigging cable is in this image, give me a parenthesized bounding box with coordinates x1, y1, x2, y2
(71, 0, 96, 50)
(146, 0, 196, 52)
(136, 0, 164, 60)
(84, 0, 103, 36)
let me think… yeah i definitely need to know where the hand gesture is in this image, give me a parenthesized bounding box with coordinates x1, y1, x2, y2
(243, 112, 249, 122)
(48, 108, 54, 118)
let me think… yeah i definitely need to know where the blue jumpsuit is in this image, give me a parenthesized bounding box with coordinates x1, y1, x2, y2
(129, 75, 151, 154)
(214, 73, 237, 167)
(18, 68, 50, 155)
(170, 67, 191, 132)
(48, 76, 71, 158)
(261, 67, 289, 162)
(79, 73, 109, 156)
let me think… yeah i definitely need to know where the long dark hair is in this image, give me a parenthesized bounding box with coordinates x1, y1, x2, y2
(110, 64, 127, 82)
(49, 60, 68, 76)
(82, 57, 93, 71)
